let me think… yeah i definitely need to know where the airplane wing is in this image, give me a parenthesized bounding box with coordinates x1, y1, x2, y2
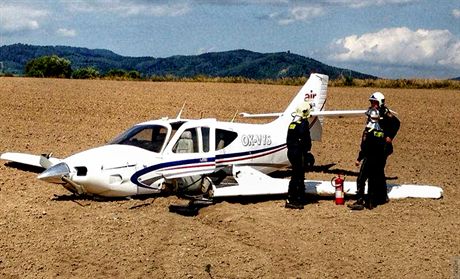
(212, 166, 443, 199)
(239, 110, 367, 119)
(0, 152, 61, 169)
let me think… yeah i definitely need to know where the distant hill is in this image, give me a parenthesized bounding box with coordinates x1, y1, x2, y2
(0, 43, 376, 79)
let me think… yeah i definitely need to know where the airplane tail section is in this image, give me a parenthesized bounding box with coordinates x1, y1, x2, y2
(275, 73, 329, 141)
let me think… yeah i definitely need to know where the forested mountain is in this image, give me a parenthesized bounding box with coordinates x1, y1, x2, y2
(0, 43, 376, 79)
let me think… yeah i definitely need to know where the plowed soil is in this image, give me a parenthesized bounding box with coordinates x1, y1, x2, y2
(0, 77, 459, 279)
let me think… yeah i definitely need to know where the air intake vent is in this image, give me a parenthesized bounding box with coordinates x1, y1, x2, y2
(75, 167, 87, 176)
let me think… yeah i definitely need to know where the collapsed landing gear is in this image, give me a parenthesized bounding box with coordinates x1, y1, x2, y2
(169, 175, 216, 216)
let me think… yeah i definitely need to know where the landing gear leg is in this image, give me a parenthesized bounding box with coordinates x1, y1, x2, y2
(169, 176, 215, 216)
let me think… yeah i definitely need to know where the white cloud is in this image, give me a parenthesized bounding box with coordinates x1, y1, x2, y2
(195, 0, 415, 7)
(258, 0, 416, 24)
(329, 27, 460, 70)
(326, 0, 416, 8)
(0, 4, 48, 32)
(65, 0, 190, 17)
(196, 0, 420, 7)
(270, 5, 325, 25)
(56, 28, 77, 37)
(196, 47, 217, 55)
(453, 9, 460, 18)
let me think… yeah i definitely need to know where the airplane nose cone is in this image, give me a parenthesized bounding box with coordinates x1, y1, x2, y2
(37, 162, 71, 184)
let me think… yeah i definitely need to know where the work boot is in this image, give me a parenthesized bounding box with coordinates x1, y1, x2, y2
(365, 200, 375, 210)
(285, 200, 304, 209)
(348, 203, 364, 210)
(347, 198, 364, 210)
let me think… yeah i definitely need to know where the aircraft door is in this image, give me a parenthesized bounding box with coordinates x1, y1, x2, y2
(161, 119, 216, 181)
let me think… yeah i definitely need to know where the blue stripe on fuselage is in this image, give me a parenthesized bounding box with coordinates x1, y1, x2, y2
(131, 143, 286, 188)
(131, 157, 215, 188)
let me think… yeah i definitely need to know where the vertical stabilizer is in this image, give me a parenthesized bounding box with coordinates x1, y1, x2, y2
(275, 73, 329, 141)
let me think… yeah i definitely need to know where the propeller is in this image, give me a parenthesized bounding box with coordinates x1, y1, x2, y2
(37, 162, 70, 184)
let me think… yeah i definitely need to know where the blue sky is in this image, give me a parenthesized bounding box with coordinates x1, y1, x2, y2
(1, 0, 459, 78)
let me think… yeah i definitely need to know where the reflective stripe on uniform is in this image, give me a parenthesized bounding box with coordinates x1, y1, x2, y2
(373, 131, 384, 138)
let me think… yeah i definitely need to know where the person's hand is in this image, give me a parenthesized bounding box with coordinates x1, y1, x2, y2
(355, 160, 361, 167)
(386, 137, 392, 143)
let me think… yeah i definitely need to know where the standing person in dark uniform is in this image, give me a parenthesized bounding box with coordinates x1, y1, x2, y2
(349, 108, 387, 210)
(368, 92, 400, 167)
(349, 92, 400, 210)
(285, 102, 312, 210)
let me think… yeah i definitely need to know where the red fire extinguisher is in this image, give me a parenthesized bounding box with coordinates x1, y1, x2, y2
(331, 174, 345, 205)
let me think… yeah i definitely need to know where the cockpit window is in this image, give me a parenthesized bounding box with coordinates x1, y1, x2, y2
(109, 125, 169, 153)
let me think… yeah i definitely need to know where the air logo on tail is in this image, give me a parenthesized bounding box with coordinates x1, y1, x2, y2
(304, 90, 317, 101)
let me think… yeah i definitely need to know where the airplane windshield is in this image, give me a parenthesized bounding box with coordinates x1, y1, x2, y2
(109, 124, 169, 153)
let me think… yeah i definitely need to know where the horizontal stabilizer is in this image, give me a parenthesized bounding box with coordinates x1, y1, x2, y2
(212, 166, 443, 200)
(239, 112, 282, 119)
(311, 110, 366, 118)
(0, 152, 61, 169)
(239, 110, 367, 119)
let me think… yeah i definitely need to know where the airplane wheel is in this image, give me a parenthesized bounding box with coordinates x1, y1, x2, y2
(201, 176, 213, 194)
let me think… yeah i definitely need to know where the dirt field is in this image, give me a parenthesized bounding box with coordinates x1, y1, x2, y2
(0, 77, 459, 279)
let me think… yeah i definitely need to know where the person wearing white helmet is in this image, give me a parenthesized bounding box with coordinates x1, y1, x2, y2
(349, 92, 400, 210)
(349, 108, 387, 210)
(368, 91, 400, 166)
(285, 101, 312, 209)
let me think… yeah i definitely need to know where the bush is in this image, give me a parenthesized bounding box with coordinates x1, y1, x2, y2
(127, 70, 141, 80)
(105, 69, 128, 78)
(25, 55, 72, 78)
(72, 66, 100, 79)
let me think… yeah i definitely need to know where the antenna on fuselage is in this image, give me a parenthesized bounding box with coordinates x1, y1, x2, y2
(230, 110, 238, 122)
(176, 102, 186, 119)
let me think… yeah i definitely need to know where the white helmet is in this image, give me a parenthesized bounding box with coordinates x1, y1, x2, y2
(369, 92, 385, 107)
(294, 102, 311, 119)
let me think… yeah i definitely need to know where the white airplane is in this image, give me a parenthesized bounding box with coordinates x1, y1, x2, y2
(0, 73, 442, 202)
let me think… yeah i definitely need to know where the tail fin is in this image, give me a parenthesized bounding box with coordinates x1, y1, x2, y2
(276, 73, 329, 141)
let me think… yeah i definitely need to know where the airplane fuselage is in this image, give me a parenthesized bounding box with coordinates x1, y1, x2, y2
(38, 117, 291, 197)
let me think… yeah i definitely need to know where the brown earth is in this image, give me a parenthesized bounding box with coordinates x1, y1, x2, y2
(0, 77, 459, 279)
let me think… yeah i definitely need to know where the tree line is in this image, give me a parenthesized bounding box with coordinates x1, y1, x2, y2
(24, 55, 141, 80)
(16, 54, 460, 90)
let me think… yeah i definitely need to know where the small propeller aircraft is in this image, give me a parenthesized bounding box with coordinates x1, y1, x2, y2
(0, 73, 442, 203)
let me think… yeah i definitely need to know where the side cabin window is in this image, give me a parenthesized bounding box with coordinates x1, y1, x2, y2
(172, 127, 213, 153)
(173, 128, 197, 153)
(216, 129, 238, 150)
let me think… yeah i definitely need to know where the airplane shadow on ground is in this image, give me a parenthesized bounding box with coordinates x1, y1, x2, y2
(5, 162, 44, 173)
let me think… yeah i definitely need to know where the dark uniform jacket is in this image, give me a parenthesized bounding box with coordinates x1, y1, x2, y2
(378, 106, 401, 156)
